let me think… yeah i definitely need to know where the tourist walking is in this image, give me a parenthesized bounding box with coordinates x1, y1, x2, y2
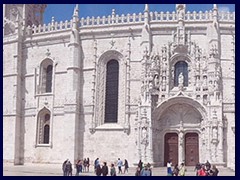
(102, 162, 109, 176)
(123, 159, 129, 174)
(117, 158, 123, 174)
(110, 163, 117, 176)
(138, 160, 143, 171)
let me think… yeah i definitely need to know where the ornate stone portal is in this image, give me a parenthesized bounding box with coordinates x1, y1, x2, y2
(134, 4, 226, 166)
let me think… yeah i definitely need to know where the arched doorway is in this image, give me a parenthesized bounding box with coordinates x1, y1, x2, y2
(164, 133, 178, 166)
(152, 96, 207, 166)
(185, 133, 199, 166)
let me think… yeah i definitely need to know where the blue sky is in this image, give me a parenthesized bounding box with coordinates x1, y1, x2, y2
(44, 4, 235, 24)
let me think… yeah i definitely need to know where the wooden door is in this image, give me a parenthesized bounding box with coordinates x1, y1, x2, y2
(185, 133, 199, 166)
(164, 133, 178, 166)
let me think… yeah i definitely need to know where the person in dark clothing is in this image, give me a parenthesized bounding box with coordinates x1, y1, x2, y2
(194, 162, 201, 176)
(102, 162, 109, 176)
(83, 158, 87, 172)
(94, 158, 99, 172)
(96, 164, 102, 176)
(75, 160, 80, 176)
(123, 159, 129, 174)
(211, 165, 219, 176)
(135, 167, 141, 176)
(205, 160, 211, 170)
(172, 164, 179, 176)
(138, 160, 143, 171)
(66, 161, 73, 176)
(86, 158, 90, 172)
(62, 159, 68, 176)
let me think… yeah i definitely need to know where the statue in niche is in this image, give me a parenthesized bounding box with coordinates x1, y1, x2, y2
(178, 72, 184, 86)
(162, 76, 166, 91)
(212, 127, 218, 140)
(141, 127, 148, 144)
(214, 80, 219, 91)
(153, 74, 160, 89)
(177, 5, 185, 20)
(203, 76, 207, 86)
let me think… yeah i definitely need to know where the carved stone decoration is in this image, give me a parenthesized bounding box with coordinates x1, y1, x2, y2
(178, 72, 184, 90)
(176, 4, 186, 20)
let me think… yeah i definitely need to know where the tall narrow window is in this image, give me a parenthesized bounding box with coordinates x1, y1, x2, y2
(174, 61, 188, 87)
(43, 125, 50, 144)
(40, 59, 53, 94)
(37, 108, 50, 145)
(46, 65, 53, 92)
(105, 60, 119, 123)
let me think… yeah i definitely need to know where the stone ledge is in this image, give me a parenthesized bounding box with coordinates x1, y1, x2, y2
(95, 124, 124, 131)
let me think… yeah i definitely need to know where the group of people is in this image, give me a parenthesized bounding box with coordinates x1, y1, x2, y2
(63, 158, 219, 176)
(75, 158, 90, 176)
(94, 158, 129, 176)
(62, 158, 90, 176)
(62, 159, 73, 176)
(167, 161, 187, 176)
(195, 161, 219, 176)
(166, 160, 219, 176)
(135, 160, 152, 176)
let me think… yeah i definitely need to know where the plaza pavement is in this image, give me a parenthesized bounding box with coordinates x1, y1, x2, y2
(3, 163, 235, 176)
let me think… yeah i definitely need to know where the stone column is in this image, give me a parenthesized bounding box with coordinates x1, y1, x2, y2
(178, 130, 184, 164)
(217, 121, 224, 163)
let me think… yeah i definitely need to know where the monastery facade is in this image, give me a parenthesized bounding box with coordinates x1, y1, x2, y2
(3, 4, 235, 169)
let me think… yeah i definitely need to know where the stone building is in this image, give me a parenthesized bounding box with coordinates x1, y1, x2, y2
(3, 4, 235, 169)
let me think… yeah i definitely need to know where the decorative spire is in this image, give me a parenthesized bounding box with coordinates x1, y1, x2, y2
(213, 4, 218, 10)
(144, 4, 149, 12)
(73, 4, 79, 17)
(72, 4, 79, 30)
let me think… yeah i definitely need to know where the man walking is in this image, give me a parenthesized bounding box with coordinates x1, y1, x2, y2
(117, 158, 123, 174)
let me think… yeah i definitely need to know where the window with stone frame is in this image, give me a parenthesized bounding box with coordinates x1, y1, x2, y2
(39, 59, 53, 94)
(104, 60, 119, 123)
(174, 61, 188, 87)
(37, 108, 50, 145)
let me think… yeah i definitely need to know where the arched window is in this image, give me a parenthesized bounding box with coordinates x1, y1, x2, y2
(46, 65, 53, 92)
(104, 60, 119, 123)
(174, 61, 188, 87)
(37, 108, 50, 145)
(39, 59, 53, 94)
